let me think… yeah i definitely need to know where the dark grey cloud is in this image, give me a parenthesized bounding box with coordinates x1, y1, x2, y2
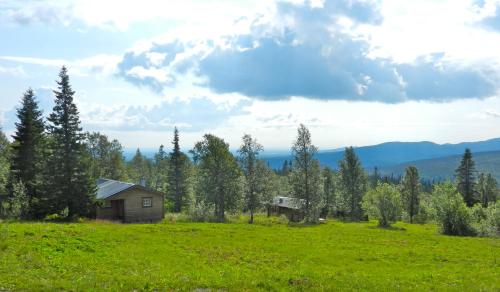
(116, 0, 497, 103)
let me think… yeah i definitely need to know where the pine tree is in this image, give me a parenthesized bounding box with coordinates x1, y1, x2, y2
(238, 134, 264, 223)
(455, 148, 477, 207)
(290, 124, 323, 222)
(152, 145, 169, 193)
(9, 88, 45, 218)
(281, 160, 290, 176)
(128, 148, 152, 186)
(338, 147, 367, 221)
(45, 66, 94, 218)
(168, 128, 190, 212)
(401, 165, 420, 223)
(371, 166, 380, 188)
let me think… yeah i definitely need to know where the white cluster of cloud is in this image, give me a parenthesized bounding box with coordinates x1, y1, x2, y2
(114, 0, 500, 103)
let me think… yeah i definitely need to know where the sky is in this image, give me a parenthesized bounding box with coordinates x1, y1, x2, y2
(1, 0, 500, 151)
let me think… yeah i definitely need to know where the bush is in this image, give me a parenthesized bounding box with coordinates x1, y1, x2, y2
(0, 181, 28, 220)
(187, 202, 215, 222)
(432, 183, 475, 236)
(412, 195, 433, 224)
(471, 202, 499, 238)
(362, 183, 402, 227)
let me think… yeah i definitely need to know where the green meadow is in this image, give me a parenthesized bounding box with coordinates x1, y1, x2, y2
(0, 216, 498, 291)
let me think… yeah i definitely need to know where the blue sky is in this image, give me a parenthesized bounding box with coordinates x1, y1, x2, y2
(1, 0, 500, 150)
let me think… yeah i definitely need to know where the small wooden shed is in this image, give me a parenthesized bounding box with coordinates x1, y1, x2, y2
(95, 178, 164, 223)
(267, 196, 304, 222)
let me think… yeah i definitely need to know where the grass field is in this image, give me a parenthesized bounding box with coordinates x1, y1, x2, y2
(0, 216, 498, 291)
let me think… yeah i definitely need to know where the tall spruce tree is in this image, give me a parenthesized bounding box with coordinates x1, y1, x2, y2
(401, 165, 420, 223)
(455, 148, 477, 207)
(45, 66, 94, 218)
(10, 88, 45, 218)
(168, 128, 190, 212)
(338, 147, 367, 221)
(290, 124, 323, 222)
(238, 134, 264, 223)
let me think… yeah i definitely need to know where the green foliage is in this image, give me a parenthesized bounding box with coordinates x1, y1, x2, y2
(238, 134, 271, 223)
(321, 166, 336, 217)
(191, 134, 242, 222)
(127, 148, 152, 186)
(432, 182, 475, 236)
(152, 144, 169, 193)
(0, 220, 498, 290)
(44, 67, 95, 218)
(290, 124, 323, 223)
(0, 128, 10, 197)
(0, 180, 29, 219)
(85, 132, 128, 182)
(9, 88, 45, 219)
(470, 202, 499, 237)
(168, 128, 191, 212)
(338, 146, 367, 221)
(455, 148, 477, 207)
(400, 165, 421, 223)
(362, 183, 402, 227)
(476, 172, 497, 207)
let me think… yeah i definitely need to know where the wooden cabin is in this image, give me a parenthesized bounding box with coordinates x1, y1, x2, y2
(267, 196, 304, 222)
(95, 178, 164, 223)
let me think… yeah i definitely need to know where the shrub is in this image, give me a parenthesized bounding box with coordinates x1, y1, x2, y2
(412, 195, 433, 224)
(432, 182, 475, 236)
(0, 181, 29, 219)
(362, 183, 402, 227)
(187, 202, 215, 222)
(471, 202, 499, 238)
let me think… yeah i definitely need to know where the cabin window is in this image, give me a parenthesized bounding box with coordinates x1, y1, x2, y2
(279, 198, 284, 204)
(142, 197, 153, 208)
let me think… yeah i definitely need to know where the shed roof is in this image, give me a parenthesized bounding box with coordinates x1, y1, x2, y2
(270, 196, 302, 210)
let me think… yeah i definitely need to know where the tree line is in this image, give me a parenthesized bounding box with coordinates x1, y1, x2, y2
(0, 67, 498, 237)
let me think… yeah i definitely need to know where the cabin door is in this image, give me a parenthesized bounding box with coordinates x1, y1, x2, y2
(112, 200, 125, 221)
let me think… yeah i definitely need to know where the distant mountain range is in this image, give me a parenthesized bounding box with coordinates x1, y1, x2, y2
(261, 138, 500, 170)
(124, 138, 500, 180)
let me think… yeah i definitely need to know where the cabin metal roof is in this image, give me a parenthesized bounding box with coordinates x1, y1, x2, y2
(270, 196, 302, 210)
(96, 179, 135, 199)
